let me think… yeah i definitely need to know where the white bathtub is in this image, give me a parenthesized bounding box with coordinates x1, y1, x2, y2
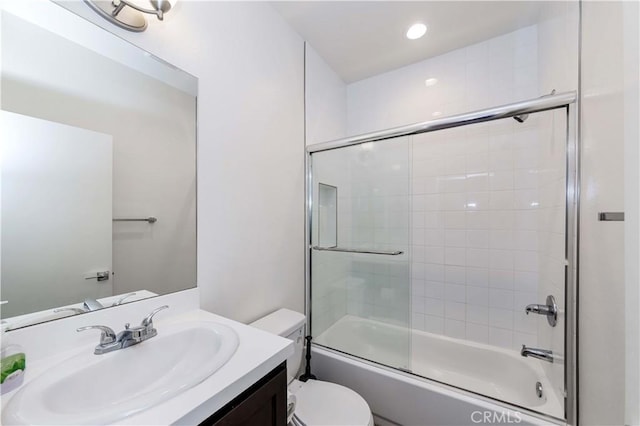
(313, 315, 564, 426)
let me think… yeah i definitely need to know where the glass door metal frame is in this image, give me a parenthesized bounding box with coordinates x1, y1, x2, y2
(305, 91, 579, 424)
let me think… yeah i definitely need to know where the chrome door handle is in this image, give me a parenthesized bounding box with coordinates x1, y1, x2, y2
(85, 271, 110, 282)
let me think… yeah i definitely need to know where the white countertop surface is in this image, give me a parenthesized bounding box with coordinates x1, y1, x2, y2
(1, 308, 293, 425)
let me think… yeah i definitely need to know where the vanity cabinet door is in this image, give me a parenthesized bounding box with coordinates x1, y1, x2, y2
(200, 362, 287, 426)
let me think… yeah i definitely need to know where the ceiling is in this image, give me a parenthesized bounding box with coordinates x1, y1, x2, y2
(272, 1, 545, 83)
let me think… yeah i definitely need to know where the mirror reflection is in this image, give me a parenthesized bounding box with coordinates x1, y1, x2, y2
(0, 11, 197, 328)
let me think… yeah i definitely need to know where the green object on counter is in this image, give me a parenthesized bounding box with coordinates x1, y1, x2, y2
(1, 353, 26, 384)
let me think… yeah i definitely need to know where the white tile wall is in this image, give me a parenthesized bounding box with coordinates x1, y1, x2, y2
(409, 115, 553, 351)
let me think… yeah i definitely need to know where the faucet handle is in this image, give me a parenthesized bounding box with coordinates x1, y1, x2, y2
(77, 325, 117, 345)
(112, 292, 137, 307)
(141, 305, 169, 328)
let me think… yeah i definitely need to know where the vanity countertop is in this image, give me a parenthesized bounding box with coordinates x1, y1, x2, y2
(1, 308, 293, 425)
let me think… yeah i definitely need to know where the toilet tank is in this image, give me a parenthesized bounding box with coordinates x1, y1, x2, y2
(250, 308, 305, 383)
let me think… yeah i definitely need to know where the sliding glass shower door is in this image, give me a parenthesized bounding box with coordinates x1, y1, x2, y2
(310, 137, 411, 371)
(308, 102, 572, 420)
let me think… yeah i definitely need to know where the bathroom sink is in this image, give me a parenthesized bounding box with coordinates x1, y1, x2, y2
(2, 321, 239, 425)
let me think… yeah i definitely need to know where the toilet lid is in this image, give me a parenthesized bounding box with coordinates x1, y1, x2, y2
(294, 380, 372, 426)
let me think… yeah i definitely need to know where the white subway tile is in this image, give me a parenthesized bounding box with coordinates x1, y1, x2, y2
(412, 313, 426, 331)
(424, 229, 445, 246)
(425, 263, 445, 281)
(424, 194, 442, 211)
(412, 245, 426, 263)
(445, 155, 467, 175)
(412, 296, 426, 313)
(514, 230, 539, 251)
(445, 211, 466, 229)
(514, 210, 539, 230)
(445, 319, 467, 339)
(489, 269, 515, 289)
(444, 247, 467, 266)
(445, 265, 466, 284)
(466, 153, 489, 174)
(467, 267, 490, 287)
(489, 249, 515, 270)
(411, 279, 425, 297)
(424, 315, 445, 334)
(443, 192, 467, 211)
(466, 304, 489, 325)
(425, 297, 445, 317)
(514, 251, 539, 272)
(445, 230, 467, 247)
(465, 173, 489, 191)
(490, 230, 514, 250)
(466, 192, 489, 210)
(489, 191, 515, 210)
(412, 263, 426, 279)
(446, 283, 467, 303)
(489, 288, 515, 309)
(514, 271, 538, 292)
(466, 249, 489, 268)
(489, 308, 513, 330)
(467, 230, 489, 248)
(412, 227, 426, 245)
(466, 286, 489, 306)
(489, 170, 515, 191)
(514, 169, 538, 189)
(466, 211, 490, 229)
(490, 210, 514, 229)
(412, 212, 425, 228)
(513, 311, 538, 334)
(489, 327, 513, 349)
(466, 323, 489, 344)
(424, 247, 445, 264)
(425, 281, 445, 299)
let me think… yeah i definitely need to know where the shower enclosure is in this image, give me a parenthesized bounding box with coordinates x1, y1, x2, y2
(306, 92, 576, 422)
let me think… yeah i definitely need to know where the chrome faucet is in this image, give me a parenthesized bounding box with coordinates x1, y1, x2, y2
(77, 305, 169, 355)
(83, 298, 105, 312)
(525, 295, 558, 327)
(521, 345, 554, 363)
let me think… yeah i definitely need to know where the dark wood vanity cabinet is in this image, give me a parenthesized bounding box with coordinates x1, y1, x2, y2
(199, 362, 287, 426)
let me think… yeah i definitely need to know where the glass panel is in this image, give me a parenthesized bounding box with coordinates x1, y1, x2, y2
(311, 137, 411, 370)
(408, 109, 566, 419)
(317, 183, 338, 248)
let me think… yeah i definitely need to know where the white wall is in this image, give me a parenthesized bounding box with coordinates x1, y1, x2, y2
(49, 0, 306, 323)
(624, 1, 640, 423)
(580, 2, 630, 424)
(305, 44, 347, 145)
(347, 26, 539, 136)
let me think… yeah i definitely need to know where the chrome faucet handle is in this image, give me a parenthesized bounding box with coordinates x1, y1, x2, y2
(77, 325, 117, 345)
(524, 295, 558, 327)
(141, 305, 169, 328)
(112, 292, 137, 307)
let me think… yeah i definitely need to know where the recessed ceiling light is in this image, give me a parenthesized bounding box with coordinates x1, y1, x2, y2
(432, 111, 442, 117)
(406, 23, 427, 40)
(425, 78, 438, 87)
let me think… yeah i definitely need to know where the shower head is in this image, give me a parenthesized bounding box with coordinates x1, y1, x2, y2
(513, 113, 529, 123)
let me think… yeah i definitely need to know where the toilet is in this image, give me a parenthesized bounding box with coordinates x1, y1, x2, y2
(251, 309, 374, 426)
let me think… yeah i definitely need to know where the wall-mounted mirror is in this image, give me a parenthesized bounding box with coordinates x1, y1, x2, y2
(0, 6, 197, 329)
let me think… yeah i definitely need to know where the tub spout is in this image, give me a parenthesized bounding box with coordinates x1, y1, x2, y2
(521, 345, 554, 363)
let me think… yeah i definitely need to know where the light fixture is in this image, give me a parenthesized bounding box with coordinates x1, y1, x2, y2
(432, 111, 442, 117)
(406, 23, 427, 40)
(425, 78, 438, 87)
(84, 0, 177, 32)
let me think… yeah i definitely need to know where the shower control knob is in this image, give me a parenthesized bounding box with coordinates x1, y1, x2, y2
(525, 295, 558, 327)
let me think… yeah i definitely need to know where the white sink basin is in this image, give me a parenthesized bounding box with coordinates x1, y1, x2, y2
(2, 321, 239, 425)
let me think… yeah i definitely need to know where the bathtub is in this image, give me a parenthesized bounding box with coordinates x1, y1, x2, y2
(313, 315, 564, 426)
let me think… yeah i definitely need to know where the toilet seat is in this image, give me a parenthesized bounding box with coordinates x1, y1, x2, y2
(290, 379, 374, 426)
